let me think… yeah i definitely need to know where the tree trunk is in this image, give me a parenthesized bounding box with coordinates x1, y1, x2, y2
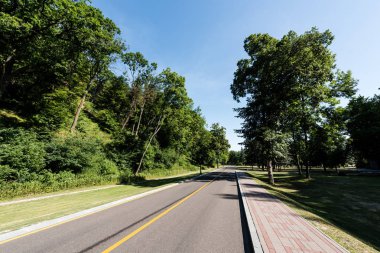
(121, 105, 135, 130)
(0, 56, 15, 99)
(323, 164, 327, 173)
(135, 115, 165, 175)
(131, 122, 135, 135)
(303, 128, 311, 179)
(296, 154, 302, 175)
(70, 91, 87, 132)
(70, 77, 96, 132)
(135, 102, 145, 136)
(199, 165, 202, 175)
(267, 160, 274, 185)
(121, 91, 139, 130)
(305, 162, 311, 179)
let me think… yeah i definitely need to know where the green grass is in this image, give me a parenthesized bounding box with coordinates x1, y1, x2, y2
(0, 170, 210, 233)
(245, 169, 380, 253)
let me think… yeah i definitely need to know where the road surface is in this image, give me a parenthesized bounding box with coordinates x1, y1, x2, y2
(0, 167, 252, 253)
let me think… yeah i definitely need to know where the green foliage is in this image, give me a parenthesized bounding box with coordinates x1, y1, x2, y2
(231, 28, 357, 180)
(210, 123, 230, 166)
(33, 88, 76, 130)
(0, 128, 46, 177)
(0, 0, 227, 199)
(45, 135, 116, 175)
(228, 150, 245, 165)
(347, 95, 380, 168)
(0, 171, 118, 199)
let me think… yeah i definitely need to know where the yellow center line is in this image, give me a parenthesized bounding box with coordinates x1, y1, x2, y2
(102, 172, 222, 253)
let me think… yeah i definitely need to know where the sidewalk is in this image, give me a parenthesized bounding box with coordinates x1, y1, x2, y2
(237, 172, 348, 253)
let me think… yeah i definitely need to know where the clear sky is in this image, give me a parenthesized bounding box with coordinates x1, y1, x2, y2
(91, 0, 380, 150)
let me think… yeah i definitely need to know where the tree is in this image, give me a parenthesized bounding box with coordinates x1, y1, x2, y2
(192, 127, 213, 172)
(347, 95, 380, 168)
(1, 1, 121, 110)
(228, 150, 245, 165)
(134, 68, 191, 174)
(120, 52, 157, 132)
(210, 123, 230, 168)
(231, 28, 356, 184)
(69, 4, 123, 132)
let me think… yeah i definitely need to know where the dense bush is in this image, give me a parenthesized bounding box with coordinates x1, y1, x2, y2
(0, 171, 118, 199)
(0, 128, 121, 198)
(0, 128, 46, 180)
(45, 135, 114, 174)
(33, 88, 76, 130)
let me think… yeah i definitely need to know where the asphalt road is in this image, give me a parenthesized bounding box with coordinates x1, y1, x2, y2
(0, 167, 252, 253)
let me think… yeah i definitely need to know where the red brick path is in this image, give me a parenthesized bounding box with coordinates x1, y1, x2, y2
(238, 173, 348, 253)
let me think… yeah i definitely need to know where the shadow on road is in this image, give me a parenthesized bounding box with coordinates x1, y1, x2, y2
(77, 195, 187, 253)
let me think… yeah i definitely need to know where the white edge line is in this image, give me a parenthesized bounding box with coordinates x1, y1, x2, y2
(235, 171, 264, 253)
(0, 169, 219, 243)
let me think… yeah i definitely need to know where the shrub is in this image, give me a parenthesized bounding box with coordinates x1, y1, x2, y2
(46, 135, 103, 174)
(32, 88, 76, 130)
(0, 171, 119, 200)
(119, 170, 145, 184)
(0, 128, 46, 180)
(0, 165, 18, 182)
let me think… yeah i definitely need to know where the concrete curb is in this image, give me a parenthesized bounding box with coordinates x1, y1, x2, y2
(235, 171, 264, 253)
(0, 168, 219, 244)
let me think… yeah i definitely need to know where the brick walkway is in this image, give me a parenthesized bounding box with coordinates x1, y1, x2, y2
(238, 172, 348, 253)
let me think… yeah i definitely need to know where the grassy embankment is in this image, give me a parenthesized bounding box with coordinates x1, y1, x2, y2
(0, 168, 213, 233)
(245, 169, 380, 253)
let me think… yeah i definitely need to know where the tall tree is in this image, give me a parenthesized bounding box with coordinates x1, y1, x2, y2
(134, 68, 190, 174)
(120, 52, 157, 132)
(210, 123, 230, 168)
(347, 95, 380, 168)
(69, 5, 123, 132)
(231, 28, 356, 183)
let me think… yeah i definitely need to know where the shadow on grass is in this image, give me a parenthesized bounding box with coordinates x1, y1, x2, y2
(244, 171, 380, 251)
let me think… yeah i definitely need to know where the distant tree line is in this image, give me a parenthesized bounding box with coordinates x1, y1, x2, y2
(0, 0, 229, 197)
(231, 28, 380, 184)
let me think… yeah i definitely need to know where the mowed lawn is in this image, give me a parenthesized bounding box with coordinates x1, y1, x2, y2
(0, 171, 207, 233)
(247, 169, 380, 253)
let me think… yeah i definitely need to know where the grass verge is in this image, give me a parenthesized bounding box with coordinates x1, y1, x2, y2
(0, 169, 213, 233)
(140, 166, 212, 179)
(245, 169, 379, 253)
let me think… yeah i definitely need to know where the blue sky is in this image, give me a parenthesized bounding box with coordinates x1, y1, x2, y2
(92, 0, 380, 150)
